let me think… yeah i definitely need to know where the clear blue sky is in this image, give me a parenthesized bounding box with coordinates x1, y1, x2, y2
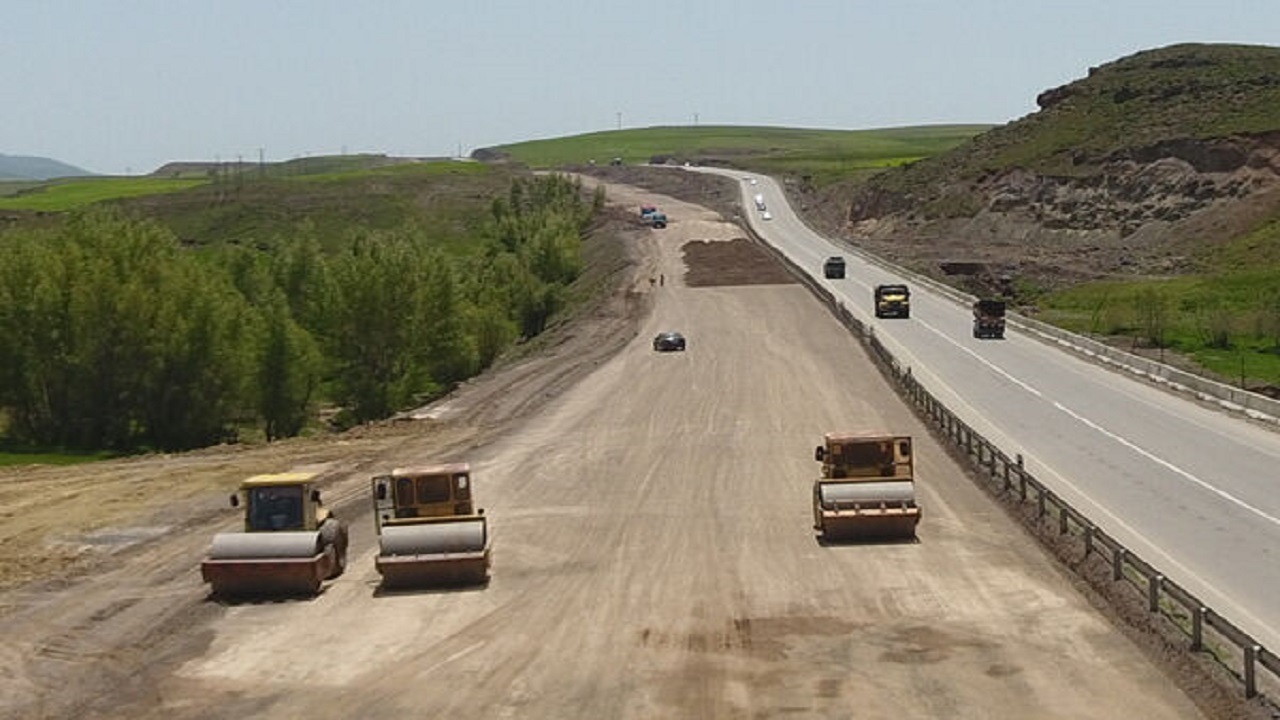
(7, 1, 1279, 175)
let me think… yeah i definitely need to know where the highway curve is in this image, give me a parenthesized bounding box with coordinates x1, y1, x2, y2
(0, 182, 1230, 718)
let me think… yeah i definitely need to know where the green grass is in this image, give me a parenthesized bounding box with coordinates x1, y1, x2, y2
(1037, 271, 1280, 386)
(0, 447, 116, 467)
(0, 176, 208, 211)
(489, 124, 992, 186)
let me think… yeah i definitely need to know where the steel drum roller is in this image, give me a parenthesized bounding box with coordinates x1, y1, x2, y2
(819, 481, 916, 506)
(380, 519, 487, 555)
(208, 531, 322, 559)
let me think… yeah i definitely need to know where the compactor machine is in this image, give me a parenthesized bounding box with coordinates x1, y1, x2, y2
(372, 464, 491, 587)
(812, 433, 920, 541)
(201, 472, 349, 597)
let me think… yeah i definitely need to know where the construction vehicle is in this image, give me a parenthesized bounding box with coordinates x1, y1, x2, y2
(823, 256, 846, 279)
(972, 299, 1007, 339)
(753, 193, 767, 211)
(812, 432, 920, 541)
(201, 472, 349, 597)
(874, 284, 911, 319)
(371, 464, 491, 587)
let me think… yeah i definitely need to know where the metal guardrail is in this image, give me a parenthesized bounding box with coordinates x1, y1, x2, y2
(753, 229, 1279, 705)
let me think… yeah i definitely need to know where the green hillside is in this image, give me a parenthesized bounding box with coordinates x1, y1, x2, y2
(485, 124, 991, 186)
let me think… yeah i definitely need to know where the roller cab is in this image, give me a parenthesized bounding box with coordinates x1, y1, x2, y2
(812, 433, 920, 542)
(372, 464, 491, 587)
(202, 472, 349, 598)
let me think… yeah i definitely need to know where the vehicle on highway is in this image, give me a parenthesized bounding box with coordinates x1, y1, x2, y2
(823, 256, 846, 279)
(973, 299, 1007, 339)
(761, 210, 773, 221)
(874, 284, 911, 319)
(652, 331, 686, 352)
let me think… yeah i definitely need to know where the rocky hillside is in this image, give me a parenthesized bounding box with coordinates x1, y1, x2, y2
(811, 44, 1280, 296)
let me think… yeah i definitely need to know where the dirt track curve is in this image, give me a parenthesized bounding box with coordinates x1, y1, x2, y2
(0, 180, 1237, 718)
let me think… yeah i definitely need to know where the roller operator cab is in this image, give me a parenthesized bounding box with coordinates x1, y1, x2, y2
(371, 464, 491, 587)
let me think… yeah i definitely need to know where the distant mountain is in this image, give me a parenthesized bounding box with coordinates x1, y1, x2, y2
(0, 154, 94, 180)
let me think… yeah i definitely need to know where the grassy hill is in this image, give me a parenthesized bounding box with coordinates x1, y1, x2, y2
(483, 124, 991, 187)
(0, 154, 92, 181)
(821, 43, 1280, 390)
(0, 158, 510, 255)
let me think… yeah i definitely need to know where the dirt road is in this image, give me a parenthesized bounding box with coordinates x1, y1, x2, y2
(0, 182, 1229, 718)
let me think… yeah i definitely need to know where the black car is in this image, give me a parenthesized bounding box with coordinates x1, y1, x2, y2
(652, 331, 686, 352)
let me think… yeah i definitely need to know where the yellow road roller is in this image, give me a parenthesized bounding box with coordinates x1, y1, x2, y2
(812, 432, 920, 541)
(372, 464, 491, 588)
(201, 472, 349, 597)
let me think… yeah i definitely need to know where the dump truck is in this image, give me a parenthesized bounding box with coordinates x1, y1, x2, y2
(201, 472, 349, 598)
(973, 299, 1007, 339)
(753, 193, 767, 211)
(823, 256, 846, 279)
(812, 433, 920, 541)
(874, 284, 911, 319)
(371, 464, 491, 587)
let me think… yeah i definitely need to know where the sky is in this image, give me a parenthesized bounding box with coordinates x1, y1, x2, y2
(6, 1, 1280, 175)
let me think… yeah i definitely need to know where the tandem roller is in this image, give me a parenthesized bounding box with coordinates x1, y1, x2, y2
(371, 464, 492, 588)
(812, 433, 921, 542)
(201, 472, 349, 598)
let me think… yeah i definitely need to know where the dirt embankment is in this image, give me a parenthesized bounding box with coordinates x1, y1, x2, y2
(790, 133, 1280, 297)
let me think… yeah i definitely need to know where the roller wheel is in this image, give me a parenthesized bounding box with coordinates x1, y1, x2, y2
(320, 519, 350, 579)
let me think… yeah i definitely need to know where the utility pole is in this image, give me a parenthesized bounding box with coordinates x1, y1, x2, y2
(616, 111, 622, 130)
(694, 112, 699, 126)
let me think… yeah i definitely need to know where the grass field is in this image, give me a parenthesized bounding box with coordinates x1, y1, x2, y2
(0, 176, 208, 211)
(489, 124, 991, 186)
(1037, 271, 1280, 387)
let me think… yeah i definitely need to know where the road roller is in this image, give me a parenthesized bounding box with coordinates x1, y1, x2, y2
(201, 472, 349, 597)
(371, 464, 491, 588)
(812, 432, 920, 541)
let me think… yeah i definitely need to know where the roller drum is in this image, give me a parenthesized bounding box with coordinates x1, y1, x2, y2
(380, 519, 487, 556)
(209, 531, 323, 559)
(818, 481, 916, 507)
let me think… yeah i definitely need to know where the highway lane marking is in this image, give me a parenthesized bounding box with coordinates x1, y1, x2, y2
(915, 316, 1280, 529)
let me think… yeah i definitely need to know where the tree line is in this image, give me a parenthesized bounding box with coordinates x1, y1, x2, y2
(0, 174, 603, 452)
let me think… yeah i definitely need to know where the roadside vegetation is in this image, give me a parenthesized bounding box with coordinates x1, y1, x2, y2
(1036, 217, 1280, 388)
(0, 167, 602, 457)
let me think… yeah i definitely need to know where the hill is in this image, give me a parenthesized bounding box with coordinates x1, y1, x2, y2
(803, 43, 1280, 294)
(0, 154, 93, 180)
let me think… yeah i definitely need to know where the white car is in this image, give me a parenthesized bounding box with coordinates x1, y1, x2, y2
(761, 211, 773, 221)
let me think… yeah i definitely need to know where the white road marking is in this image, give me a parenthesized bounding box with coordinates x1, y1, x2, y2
(915, 317, 1280, 528)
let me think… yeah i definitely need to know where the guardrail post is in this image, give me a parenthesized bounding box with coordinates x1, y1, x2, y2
(1084, 524, 1094, 557)
(1112, 548, 1126, 582)
(1245, 645, 1260, 698)
(1148, 574, 1162, 612)
(1059, 505, 1069, 535)
(1037, 486, 1046, 519)
(1191, 607, 1205, 651)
